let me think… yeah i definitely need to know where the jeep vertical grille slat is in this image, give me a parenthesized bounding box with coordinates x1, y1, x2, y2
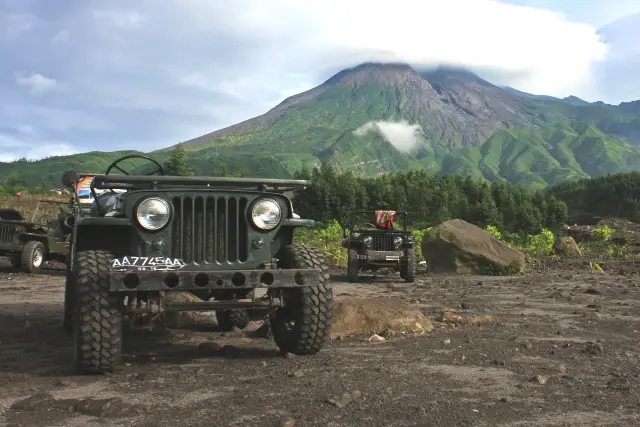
(179, 197, 184, 259)
(194, 197, 203, 262)
(372, 235, 395, 251)
(224, 197, 229, 263)
(0, 224, 13, 244)
(171, 195, 249, 265)
(191, 196, 197, 261)
(206, 198, 215, 262)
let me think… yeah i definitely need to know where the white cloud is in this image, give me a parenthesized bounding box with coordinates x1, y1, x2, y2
(162, 0, 608, 99)
(15, 72, 59, 95)
(92, 9, 147, 29)
(0, 134, 78, 162)
(354, 120, 424, 153)
(0, 13, 35, 40)
(50, 30, 70, 44)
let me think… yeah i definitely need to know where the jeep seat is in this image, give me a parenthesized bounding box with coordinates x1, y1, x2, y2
(375, 210, 397, 230)
(90, 192, 124, 216)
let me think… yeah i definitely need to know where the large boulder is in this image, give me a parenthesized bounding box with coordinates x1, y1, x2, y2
(553, 236, 582, 257)
(421, 219, 525, 274)
(330, 298, 434, 339)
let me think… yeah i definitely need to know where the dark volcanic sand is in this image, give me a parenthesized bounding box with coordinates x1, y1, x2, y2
(1, 260, 640, 427)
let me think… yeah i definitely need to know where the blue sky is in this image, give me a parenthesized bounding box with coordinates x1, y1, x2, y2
(1, 0, 639, 162)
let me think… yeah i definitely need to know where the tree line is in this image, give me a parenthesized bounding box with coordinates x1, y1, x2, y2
(292, 163, 568, 235)
(551, 172, 640, 222)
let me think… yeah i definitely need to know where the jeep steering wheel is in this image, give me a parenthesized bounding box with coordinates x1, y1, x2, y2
(105, 154, 165, 177)
(359, 223, 378, 230)
(104, 155, 165, 193)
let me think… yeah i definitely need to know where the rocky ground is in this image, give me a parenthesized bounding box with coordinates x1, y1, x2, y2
(1, 260, 640, 427)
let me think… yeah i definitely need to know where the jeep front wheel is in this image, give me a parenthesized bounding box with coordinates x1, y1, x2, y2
(402, 248, 417, 283)
(269, 244, 333, 355)
(347, 249, 360, 283)
(72, 250, 123, 374)
(21, 240, 45, 274)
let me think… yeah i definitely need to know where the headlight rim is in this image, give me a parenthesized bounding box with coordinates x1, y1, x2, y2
(135, 197, 171, 231)
(393, 236, 403, 247)
(250, 197, 282, 231)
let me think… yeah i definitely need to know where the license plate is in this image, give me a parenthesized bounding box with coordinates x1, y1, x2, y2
(111, 256, 186, 272)
(356, 254, 369, 260)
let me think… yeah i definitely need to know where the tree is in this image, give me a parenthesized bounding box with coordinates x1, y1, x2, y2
(213, 166, 250, 177)
(5, 174, 26, 193)
(165, 147, 195, 176)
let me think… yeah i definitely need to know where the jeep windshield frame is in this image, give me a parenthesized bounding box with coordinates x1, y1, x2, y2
(87, 173, 311, 193)
(349, 210, 409, 232)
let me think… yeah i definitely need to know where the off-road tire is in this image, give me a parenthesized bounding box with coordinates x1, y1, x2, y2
(21, 240, 45, 274)
(347, 249, 360, 283)
(72, 250, 123, 374)
(215, 309, 251, 330)
(270, 244, 333, 355)
(402, 248, 417, 283)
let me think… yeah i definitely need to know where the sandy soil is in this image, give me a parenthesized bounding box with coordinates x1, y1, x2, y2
(1, 260, 640, 427)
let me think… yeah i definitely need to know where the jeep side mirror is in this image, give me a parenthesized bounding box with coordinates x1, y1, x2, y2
(62, 170, 79, 189)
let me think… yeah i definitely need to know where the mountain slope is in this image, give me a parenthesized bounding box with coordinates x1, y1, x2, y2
(3, 62, 640, 189)
(439, 125, 640, 189)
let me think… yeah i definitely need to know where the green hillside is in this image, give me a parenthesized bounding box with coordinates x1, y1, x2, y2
(2, 63, 640, 189)
(439, 125, 640, 189)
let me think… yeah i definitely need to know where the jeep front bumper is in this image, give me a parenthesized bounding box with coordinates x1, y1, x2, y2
(357, 251, 404, 263)
(109, 268, 322, 292)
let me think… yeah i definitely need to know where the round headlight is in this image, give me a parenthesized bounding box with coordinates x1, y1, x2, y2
(363, 236, 372, 246)
(136, 197, 170, 231)
(394, 236, 403, 247)
(251, 198, 282, 230)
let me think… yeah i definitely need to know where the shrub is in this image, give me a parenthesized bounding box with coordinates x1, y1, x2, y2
(525, 228, 555, 256)
(592, 225, 613, 242)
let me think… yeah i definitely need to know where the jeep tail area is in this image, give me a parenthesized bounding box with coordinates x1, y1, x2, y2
(62, 155, 333, 374)
(342, 210, 417, 283)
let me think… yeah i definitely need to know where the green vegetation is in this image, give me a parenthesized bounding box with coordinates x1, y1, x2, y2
(440, 125, 640, 189)
(0, 150, 145, 192)
(550, 171, 640, 221)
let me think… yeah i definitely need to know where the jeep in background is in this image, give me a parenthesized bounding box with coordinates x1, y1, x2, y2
(342, 210, 416, 283)
(62, 155, 333, 374)
(0, 206, 70, 273)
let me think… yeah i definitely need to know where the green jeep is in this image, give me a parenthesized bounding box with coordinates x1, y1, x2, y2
(63, 155, 333, 374)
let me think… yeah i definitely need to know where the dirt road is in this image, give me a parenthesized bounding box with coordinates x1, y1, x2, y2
(1, 261, 640, 427)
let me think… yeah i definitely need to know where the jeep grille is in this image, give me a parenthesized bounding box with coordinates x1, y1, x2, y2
(0, 224, 14, 244)
(170, 195, 249, 264)
(372, 234, 395, 251)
